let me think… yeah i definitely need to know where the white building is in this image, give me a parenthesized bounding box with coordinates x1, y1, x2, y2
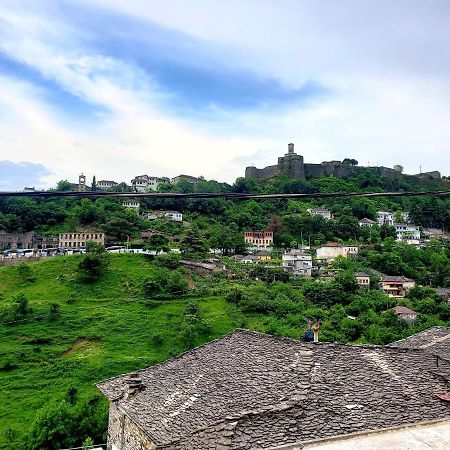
(131, 175, 166, 192)
(122, 200, 140, 213)
(96, 180, 118, 190)
(171, 174, 200, 184)
(394, 224, 420, 246)
(282, 250, 312, 276)
(307, 208, 333, 220)
(358, 218, 376, 227)
(377, 211, 394, 226)
(143, 211, 183, 222)
(59, 231, 104, 249)
(316, 242, 359, 262)
(354, 272, 370, 287)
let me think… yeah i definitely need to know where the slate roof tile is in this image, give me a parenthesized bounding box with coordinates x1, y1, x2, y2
(98, 329, 450, 450)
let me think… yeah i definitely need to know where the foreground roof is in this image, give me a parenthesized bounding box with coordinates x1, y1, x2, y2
(98, 330, 450, 450)
(390, 327, 450, 362)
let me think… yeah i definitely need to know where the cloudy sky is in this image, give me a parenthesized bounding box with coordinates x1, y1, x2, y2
(0, 0, 449, 189)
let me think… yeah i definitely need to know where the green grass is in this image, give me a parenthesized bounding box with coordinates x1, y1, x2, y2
(0, 255, 238, 448)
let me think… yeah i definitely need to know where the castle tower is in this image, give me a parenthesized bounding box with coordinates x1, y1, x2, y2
(78, 173, 86, 192)
(288, 143, 295, 154)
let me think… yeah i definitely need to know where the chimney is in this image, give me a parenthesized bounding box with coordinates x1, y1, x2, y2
(124, 373, 143, 398)
(312, 319, 320, 342)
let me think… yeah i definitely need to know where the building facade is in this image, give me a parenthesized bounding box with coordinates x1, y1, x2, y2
(282, 250, 313, 276)
(394, 224, 420, 246)
(316, 242, 359, 262)
(97, 180, 118, 190)
(307, 208, 333, 220)
(131, 175, 166, 192)
(0, 231, 34, 250)
(244, 231, 273, 249)
(122, 200, 140, 213)
(376, 211, 394, 226)
(143, 211, 183, 222)
(358, 218, 376, 227)
(59, 232, 105, 249)
(354, 272, 370, 287)
(381, 276, 416, 298)
(171, 174, 200, 184)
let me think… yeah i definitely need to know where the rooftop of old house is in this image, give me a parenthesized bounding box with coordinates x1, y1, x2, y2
(389, 326, 450, 362)
(97, 329, 450, 450)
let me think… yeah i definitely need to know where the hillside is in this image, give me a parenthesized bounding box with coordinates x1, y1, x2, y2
(0, 254, 238, 449)
(1, 252, 450, 448)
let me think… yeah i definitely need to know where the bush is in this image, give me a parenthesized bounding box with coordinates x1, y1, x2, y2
(154, 253, 181, 269)
(77, 244, 109, 283)
(143, 269, 189, 298)
(150, 333, 164, 347)
(48, 303, 61, 321)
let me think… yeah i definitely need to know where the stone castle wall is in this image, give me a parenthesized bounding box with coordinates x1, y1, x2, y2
(244, 144, 437, 182)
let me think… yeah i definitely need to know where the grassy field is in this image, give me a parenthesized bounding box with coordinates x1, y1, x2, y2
(0, 254, 245, 449)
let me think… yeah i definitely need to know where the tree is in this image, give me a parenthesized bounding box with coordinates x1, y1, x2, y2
(144, 234, 170, 252)
(91, 176, 97, 191)
(77, 243, 109, 283)
(180, 227, 208, 259)
(56, 180, 72, 191)
(342, 158, 358, 166)
(393, 165, 403, 173)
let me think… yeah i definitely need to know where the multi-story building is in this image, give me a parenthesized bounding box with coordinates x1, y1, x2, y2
(316, 242, 359, 262)
(96, 180, 118, 190)
(377, 211, 394, 226)
(244, 231, 273, 249)
(59, 231, 105, 249)
(394, 224, 420, 246)
(143, 211, 183, 222)
(122, 200, 140, 213)
(307, 208, 333, 220)
(381, 276, 415, 298)
(171, 174, 200, 184)
(131, 175, 166, 192)
(32, 234, 59, 250)
(282, 250, 312, 276)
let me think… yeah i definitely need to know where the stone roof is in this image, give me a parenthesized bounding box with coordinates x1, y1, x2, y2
(389, 327, 450, 362)
(392, 306, 417, 315)
(358, 218, 376, 223)
(382, 275, 414, 283)
(354, 272, 369, 277)
(97, 330, 450, 450)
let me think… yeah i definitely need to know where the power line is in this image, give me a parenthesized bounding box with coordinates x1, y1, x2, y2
(0, 189, 449, 200)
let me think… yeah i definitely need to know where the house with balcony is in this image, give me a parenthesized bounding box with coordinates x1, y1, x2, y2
(131, 175, 167, 192)
(381, 275, 415, 298)
(394, 223, 420, 246)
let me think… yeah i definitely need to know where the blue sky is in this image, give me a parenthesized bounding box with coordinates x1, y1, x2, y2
(0, 0, 450, 189)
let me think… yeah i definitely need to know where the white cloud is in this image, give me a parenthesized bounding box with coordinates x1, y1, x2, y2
(0, 0, 449, 191)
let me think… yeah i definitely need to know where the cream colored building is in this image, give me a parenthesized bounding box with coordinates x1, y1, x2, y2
(316, 242, 359, 262)
(59, 232, 105, 249)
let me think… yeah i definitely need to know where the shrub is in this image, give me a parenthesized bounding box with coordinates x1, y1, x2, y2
(150, 333, 164, 347)
(154, 253, 181, 269)
(48, 303, 61, 321)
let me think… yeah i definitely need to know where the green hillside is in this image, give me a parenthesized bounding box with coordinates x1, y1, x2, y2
(1, 251, 449, 449)
(0, 254, 238, 449)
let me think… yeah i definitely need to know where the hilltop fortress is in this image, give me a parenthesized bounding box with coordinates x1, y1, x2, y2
(245, 143, 441, 181)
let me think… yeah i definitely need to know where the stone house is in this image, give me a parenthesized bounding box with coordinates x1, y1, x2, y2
(354, 271, 370, 287)
(255, 250, 272, 262)
(381, 275, 415, 298)
(282, 250, 312, 276)
(391, 306, 417, 323)
(233, 254, 258, 264)
(97, 328, 450, 450)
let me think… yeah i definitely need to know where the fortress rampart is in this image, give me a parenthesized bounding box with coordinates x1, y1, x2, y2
(245, 143, 440, 181)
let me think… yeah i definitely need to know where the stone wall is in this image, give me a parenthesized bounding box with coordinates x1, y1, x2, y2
(107, 402, 156, 450)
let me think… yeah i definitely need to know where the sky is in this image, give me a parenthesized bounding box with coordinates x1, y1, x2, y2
(0, 0, 450, 190)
